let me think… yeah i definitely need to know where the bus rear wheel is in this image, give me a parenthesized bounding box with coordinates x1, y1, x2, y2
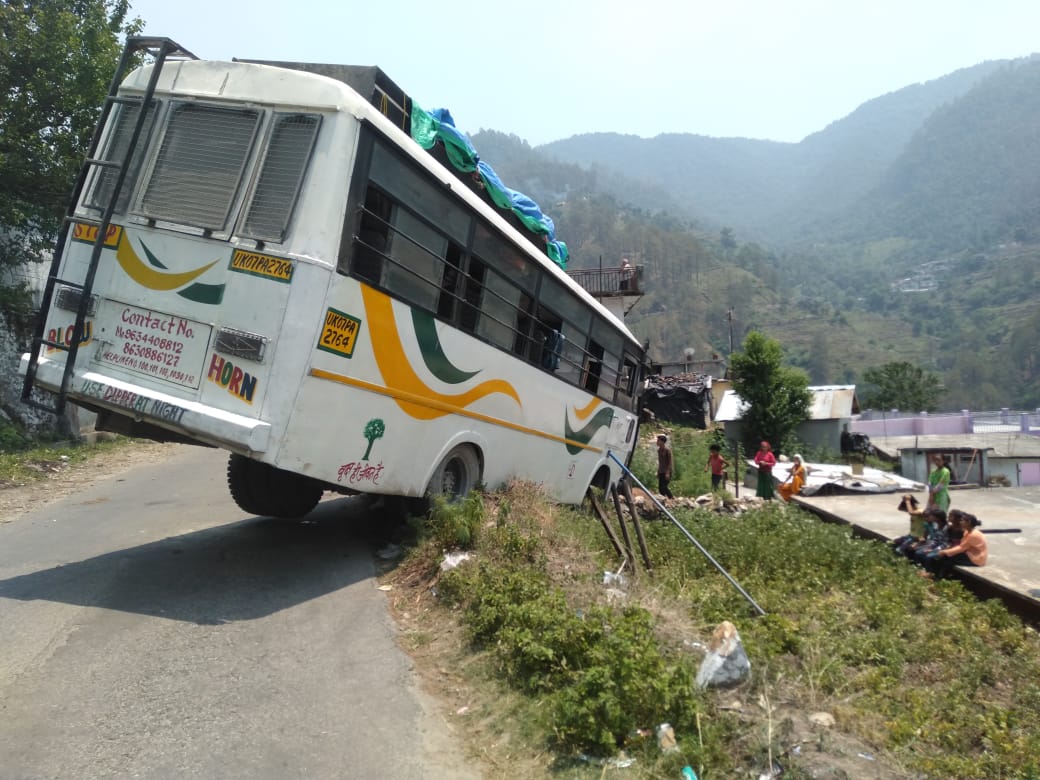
(427, 445, 481, 503)
(227, 454, 323, 519)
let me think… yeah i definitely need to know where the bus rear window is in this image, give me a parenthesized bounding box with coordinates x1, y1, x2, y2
(241, 113, 320, 243)
(140, 104, 260, 231)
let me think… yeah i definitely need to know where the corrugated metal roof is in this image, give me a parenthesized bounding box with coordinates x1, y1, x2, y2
(869, 433, 1040, 459)
(808, 385, 860, 418)
(715, 386, 859, 422)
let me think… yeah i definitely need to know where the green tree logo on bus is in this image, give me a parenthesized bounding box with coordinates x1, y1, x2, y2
(362, 418, 385, 460)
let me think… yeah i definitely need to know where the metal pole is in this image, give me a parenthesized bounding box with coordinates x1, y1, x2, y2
(607, 451, 766, 617)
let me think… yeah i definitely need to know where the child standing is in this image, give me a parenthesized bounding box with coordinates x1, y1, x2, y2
(705, 444, 728, 492)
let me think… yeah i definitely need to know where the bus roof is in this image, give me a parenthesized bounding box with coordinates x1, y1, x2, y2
(120, 58, 642, 350)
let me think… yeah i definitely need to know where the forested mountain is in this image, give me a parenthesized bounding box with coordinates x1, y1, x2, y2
(470, 55, 1040, 410)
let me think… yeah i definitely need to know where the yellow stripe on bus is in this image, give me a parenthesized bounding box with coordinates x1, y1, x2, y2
(361, 285, 521, 419)
(309, 367, 601, 453)
(115, 231, 219, 291)
(572, 396, 602, 420)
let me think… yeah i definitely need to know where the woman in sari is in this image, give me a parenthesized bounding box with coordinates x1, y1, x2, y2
(778, 454, 806, 502)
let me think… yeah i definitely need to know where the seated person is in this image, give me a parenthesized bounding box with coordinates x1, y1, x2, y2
(906, 508, 949, 563)
(891, 494, 926, 555)
(777, 454, 806, 502)
(928, 512, 987, 579)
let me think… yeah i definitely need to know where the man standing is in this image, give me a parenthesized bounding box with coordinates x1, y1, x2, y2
(620, 258, 635, 291)
(657, 434, 675, 498)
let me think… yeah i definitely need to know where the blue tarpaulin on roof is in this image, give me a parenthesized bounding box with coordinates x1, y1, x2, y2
(410, 104, 568, 269)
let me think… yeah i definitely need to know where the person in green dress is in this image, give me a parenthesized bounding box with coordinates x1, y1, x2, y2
(927, 453, 951, 512)
(754, 441, 776, 500)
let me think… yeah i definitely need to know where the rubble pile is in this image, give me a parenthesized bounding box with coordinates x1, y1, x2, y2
(624, 489, 767, 519)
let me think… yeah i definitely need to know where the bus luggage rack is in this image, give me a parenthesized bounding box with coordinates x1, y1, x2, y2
(20, 37, 196, 416)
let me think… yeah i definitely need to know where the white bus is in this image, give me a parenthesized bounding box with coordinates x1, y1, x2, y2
(21, 38, 646, 518)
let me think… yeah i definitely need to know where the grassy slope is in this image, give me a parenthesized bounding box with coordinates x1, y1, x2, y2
(388, 428, 1040, 779)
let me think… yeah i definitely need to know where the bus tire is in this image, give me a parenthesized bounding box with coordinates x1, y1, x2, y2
(227, 454, 323, 519)
(427, 445, 481, 503)
(589, 465, 611, 493)
(582, 466, 611, 509)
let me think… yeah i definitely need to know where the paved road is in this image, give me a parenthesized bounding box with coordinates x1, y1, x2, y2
(0, 445, 479, 779)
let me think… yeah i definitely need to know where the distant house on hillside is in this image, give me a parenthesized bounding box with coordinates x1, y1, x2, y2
(715, 385, 860, 454)
(642, 373, 713, 428)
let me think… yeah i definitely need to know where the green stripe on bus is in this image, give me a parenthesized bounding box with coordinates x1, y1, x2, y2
(411, 309, 479, 384)
(564, 407, 615, 455)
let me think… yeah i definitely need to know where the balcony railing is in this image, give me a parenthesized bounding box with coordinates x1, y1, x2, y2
(568, 265, 642, 297)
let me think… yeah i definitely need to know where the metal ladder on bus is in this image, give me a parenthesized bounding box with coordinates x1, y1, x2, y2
(20, 37, 197, 417)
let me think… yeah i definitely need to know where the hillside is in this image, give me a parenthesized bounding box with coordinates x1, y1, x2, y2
(538, 59, 1012, 244)
(471, 55, 1040, 410)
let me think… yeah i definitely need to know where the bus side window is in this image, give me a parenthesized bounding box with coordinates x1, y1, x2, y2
(383, 208, 446, 311)
(533, 308, 563, 371)
(460, 258, 485, 334)
(583, 340, 604, 392)
(437, 243, 463, 321)
(617, 357, 640, 408)
(513, 293, 534, 357)
(354, 187, 391, 284)
(555, 322, 584, 386)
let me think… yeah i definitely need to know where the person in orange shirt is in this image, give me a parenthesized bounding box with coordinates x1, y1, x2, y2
(704, 443, 729, 492)
(930, 512, 987, 579)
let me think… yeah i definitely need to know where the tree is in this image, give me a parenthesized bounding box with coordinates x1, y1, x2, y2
(0, 1, 139, 304)
(362, 418, 385, 460)
(729, 331, 811, 453)
(860, 361, 945, 412)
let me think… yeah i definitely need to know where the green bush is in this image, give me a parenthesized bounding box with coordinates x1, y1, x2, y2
(424, 491, 485, 549)
(549, 607, 699, 757)
(406, 427, 1040, 778)
(0, 419, 30, 452)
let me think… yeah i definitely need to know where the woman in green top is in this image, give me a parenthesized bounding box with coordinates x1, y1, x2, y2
(927, 454, 951, 512)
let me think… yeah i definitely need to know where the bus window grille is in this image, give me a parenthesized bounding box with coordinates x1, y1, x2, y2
(241, 114, 320, 242)
(140, 104, 260, 231)
(86, 101, 158, 214)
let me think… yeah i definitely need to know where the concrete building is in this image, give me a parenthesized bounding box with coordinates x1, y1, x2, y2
(715, 385, 860, 454)
(867, 433, 1040, 487)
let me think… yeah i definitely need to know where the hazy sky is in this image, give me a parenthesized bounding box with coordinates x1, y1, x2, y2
(128, 0, 1039, 146)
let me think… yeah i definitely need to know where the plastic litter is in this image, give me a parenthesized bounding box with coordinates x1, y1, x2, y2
(440, 551, 471, 571)
(578, 752, 635, 769)
(681, 767, 698, 780)
(656, 723, 678, 753)
(696, 621, 751, 688)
